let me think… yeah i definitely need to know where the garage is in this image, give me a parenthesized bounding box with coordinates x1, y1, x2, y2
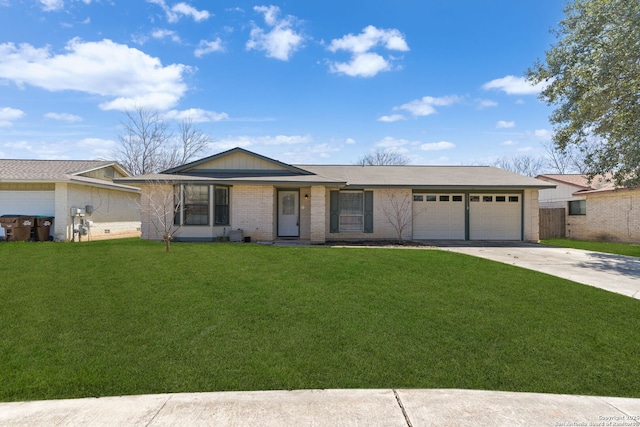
(0, 191, 55, 216)
(412, 193, 465, 239)
(469, 194, 521, 240)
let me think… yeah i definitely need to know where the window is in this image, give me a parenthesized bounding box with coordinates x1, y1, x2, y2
(452, 195, 463, 202)
(496, 196, 506, 202)
(509, 196, 519, 202)
(568, 200, 586, 216)
(470, 196, 480, 202)
(413, 195, 424, 202)
(483, 196, 493, 202)
(426, 195, 437, 202)
(330, 190, 373, 233)
(184, 185, 209, 225)
(339, 192, 364, 232)
(172, 185, 230, 226)
(214, 187, 229, 225)
(439, 195, 450, 202)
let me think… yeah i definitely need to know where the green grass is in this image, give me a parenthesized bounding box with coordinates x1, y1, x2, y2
(541, 238, 640, 258)
(0, 239, 639, 402)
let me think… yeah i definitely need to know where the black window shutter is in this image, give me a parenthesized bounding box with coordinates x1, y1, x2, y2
(330, 191, 339, 233)
(364, 191, 373, 233)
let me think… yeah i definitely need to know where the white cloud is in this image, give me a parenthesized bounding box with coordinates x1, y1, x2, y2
(280, 143, 344, 163)
(259, 134, 311, 145)
(194, 38, 224, 57)
(44, 112, 83, 122)
(171, 2, 210, 22)
(76, 137, 117, 158)
(376, 136, 412, 148)
(328, 25, 409, 54)
(329, 52, 389, 78)
(420, 141, 455, 151)
(327, 25, 409, 78)
(246, 5, 304, 61)
(496, 120, 515, 129)
(148, 0, 210, 23)
(345, 138, 356, 144)
(0, 38, 190, 111)
(39, 0, 64, 11)
(0, 107, 25, 126)
(377, 114, 406, 122)
(533, 128, 554, 142)
(395, 95, 460, 117)
(517, 146, 534, 152)
(476, 99, 498, 109)
(482, 75, 549, 95)
(212, 134, 312, 151)
(501, 140, 517, 146)
(151, 29, 181, 43)
(164, 108, 229, 122)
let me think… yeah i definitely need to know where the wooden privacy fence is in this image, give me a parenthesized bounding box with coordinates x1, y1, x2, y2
(539, 208, 566, 239)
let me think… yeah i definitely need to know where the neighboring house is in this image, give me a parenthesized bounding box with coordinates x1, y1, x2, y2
(0, 160, 141, 241)
(117, 147, 553, 244)
(537, 174, 640, 243)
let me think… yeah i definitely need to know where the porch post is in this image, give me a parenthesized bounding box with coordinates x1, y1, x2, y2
(309, 185, 326, 244)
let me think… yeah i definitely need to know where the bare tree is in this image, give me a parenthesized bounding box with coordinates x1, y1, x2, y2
(138, 181, 182, 252)
(544, 141, 592, 174)
(494, 155, 547, 177)
(158, 115, 213, 172)
(381, 190, 413, 242)
(356, 149, 410, 166)
(116, 107, 172, 175)
(115, 107, 212, 175)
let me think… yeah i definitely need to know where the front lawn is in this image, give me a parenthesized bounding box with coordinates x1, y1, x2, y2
(541, 238, 640, 258)
(0, 239, 638, 402)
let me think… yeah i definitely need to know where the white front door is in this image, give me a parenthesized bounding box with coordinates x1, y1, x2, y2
(278, 190, 299, 237)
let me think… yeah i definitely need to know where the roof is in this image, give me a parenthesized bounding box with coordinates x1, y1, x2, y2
(537, 174, 617, 195)
(0, 159, 140, 193)
(297, 165, 554, 189)
(120, 165, 553, 189)
(116, 148, 554, 189)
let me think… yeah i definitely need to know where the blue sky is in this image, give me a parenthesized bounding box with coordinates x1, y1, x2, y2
(0, 0, 564, 166)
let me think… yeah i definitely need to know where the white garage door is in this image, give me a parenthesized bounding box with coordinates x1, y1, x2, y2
(0, 191, 55, 216)
(413, 194, 465, 239)
(469, 194, 521, 240)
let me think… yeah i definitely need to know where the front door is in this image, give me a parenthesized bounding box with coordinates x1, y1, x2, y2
(278, 190, 299, 237)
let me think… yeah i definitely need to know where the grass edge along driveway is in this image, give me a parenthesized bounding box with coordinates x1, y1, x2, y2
(541, 238, 640, 258)
(1, 239, 638, 402)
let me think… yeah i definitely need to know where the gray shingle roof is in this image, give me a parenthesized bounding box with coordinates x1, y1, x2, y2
(0, 159, 139, 192)
(117, 165, 554, 189)
(0, 160, 119, 181)
(295, 165, 555, 189)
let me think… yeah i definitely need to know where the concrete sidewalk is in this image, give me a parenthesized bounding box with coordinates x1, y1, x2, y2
(1, 389, 639, 426)
(441, 244, 640, 299)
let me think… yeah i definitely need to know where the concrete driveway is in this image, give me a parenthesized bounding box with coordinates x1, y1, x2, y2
(433, 242, 640, 300)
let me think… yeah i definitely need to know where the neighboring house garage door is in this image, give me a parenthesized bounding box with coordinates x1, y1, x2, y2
(412, 193, 465, 239)
(469, 194, 521, 240)
(0, 191, 55, 216)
